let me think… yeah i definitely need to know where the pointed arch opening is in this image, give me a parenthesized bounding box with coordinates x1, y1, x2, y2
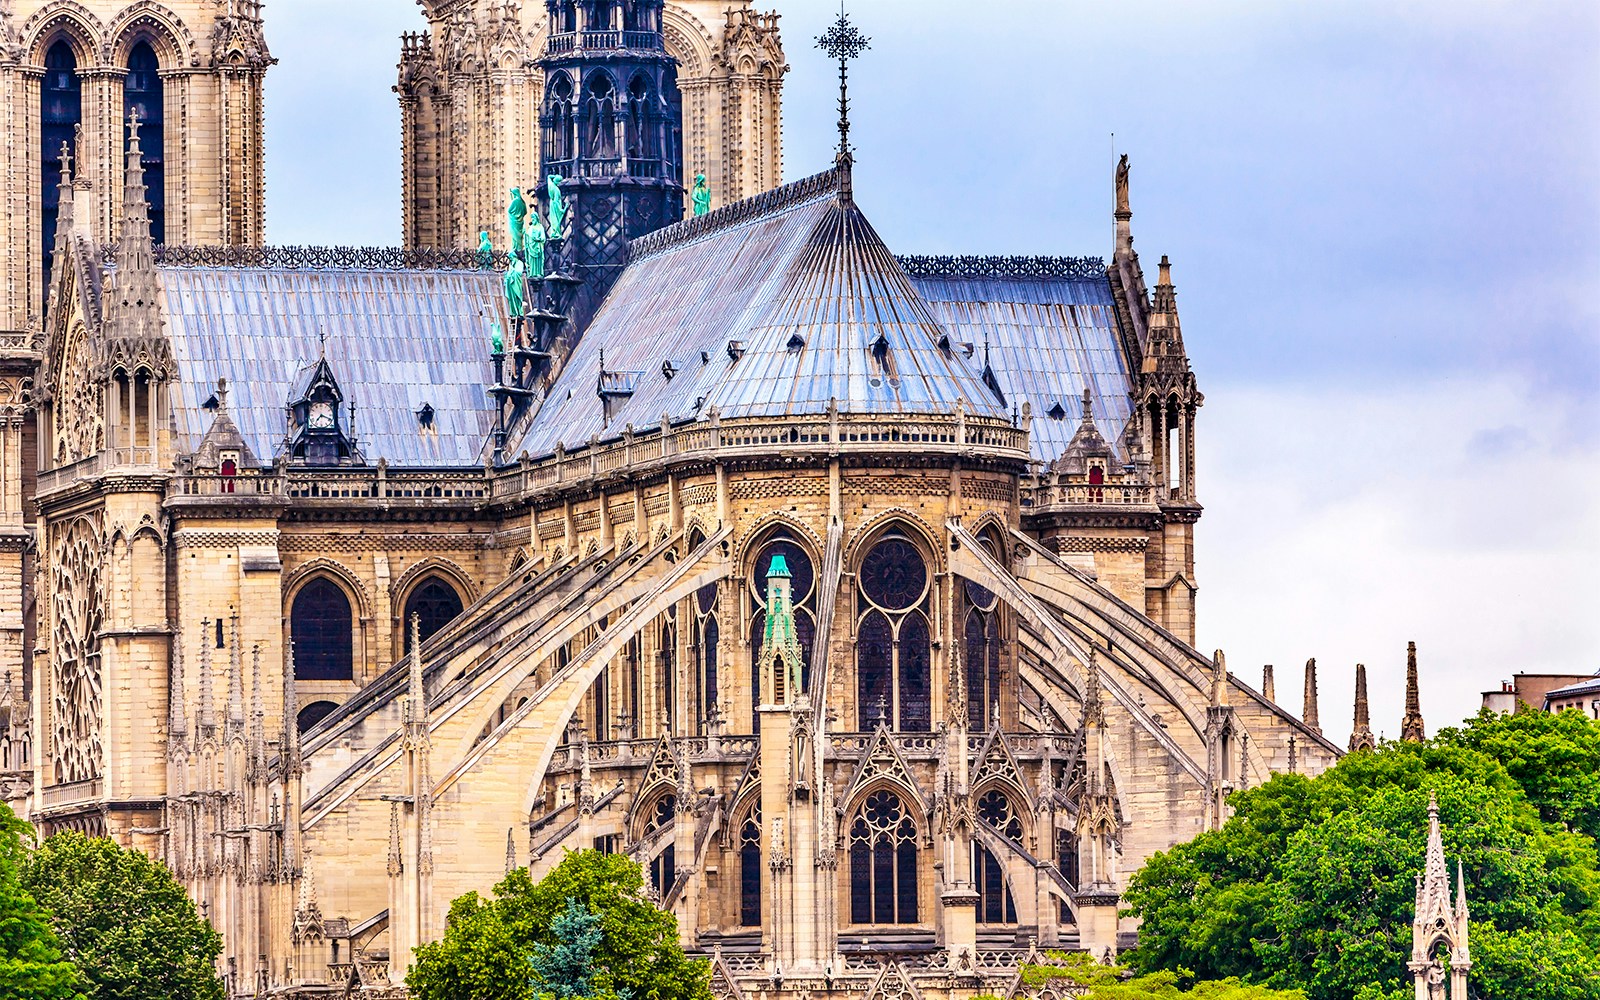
(41, 39, 81, 292)
(125, 40, 165, 244)
(738, 806, 761, 927)
(401, 575, 464, 653)
(848, 789, 919, 925)
(855, 531, 932, 731)
(290, 577, 354, 681)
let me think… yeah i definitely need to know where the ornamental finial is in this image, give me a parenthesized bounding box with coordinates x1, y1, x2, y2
(816, 2, 870, 196)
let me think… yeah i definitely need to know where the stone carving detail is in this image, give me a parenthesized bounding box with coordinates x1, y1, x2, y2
(51, 514, 104, 784)
(53, 323, 103, 466)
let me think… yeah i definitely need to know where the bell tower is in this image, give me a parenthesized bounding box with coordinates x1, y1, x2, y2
(537, 0, 684, 324)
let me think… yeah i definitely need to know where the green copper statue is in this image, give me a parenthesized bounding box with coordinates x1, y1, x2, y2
(477, 231, 493, 269)
(692, 173, 711, 217)
(490, 321, 504, 354)
(546, 174, 567, 240)
(507, 188, 529, 261)
(526, 212, 547, 280)
(504, 254, 526, 319)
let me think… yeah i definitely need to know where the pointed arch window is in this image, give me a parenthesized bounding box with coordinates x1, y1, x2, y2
(402, 576, 464, 652)
(41, 39, 82, 291)
(964, 580, 1002, 730)
(738, 808, 761, 926)
(694, 581, 719, 733)
(291, 578, 354, 681)
(856, 534, 932, 731)
(643, 793, 676, 895)
(125, 41, 165, 245)
(546, 74, 575, 164)
(848, 790, 918, 924)
(748, 532, 816, 709)
(973, 843, 1017, 924)
(584, 73, 618, 160)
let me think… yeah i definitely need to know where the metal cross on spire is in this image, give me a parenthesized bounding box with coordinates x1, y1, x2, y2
(816, 2, 870, 186)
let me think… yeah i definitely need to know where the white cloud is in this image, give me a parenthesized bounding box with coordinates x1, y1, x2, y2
(1196, 375, 1600, 748)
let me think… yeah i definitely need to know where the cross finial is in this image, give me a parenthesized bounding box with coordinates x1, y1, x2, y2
(816, 2, 869, 193)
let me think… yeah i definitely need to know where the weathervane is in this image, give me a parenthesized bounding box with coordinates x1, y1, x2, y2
(816, 1, 870, 188)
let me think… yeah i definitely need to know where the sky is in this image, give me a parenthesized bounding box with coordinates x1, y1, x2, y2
(262, 0, 1600, 749)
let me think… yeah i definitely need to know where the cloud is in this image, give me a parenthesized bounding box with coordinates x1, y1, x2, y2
(1196, 375, 1600, 748)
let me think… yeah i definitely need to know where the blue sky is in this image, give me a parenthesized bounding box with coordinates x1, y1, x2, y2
(264, 0, 1600, 746)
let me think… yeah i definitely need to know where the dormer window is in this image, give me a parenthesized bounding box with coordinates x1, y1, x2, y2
(287, 356, 360, 466)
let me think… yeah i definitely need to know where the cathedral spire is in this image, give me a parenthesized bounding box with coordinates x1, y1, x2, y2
(1401, 641, 1426, 743)
(1302, 658, 1320, 735)
(816, 2, 870, 200)
(1349, 662, 1376, 752)
(1410, 792, 1470, 997)
(226, 613, 244, 729)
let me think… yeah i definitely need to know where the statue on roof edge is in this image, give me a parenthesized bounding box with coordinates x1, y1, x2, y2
(477, 231, 493, 270)
(504, 253, 526, 319)
(692, 173, 711, 217)
(507, 188, 529, 261)
(546, 175, 568, 240)
(526, 212, 547, 280)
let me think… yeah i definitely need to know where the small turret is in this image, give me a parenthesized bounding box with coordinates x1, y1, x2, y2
(1261, 664, 1276, 703)
(1349, 663, 1376, 752)
(1302, 658, 1320, 735)
(1401, 642, 1426, 743)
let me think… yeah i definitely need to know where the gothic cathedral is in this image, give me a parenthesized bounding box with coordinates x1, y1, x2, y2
(0, 3, 1355, 999)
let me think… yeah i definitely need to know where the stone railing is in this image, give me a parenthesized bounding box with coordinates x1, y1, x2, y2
(493, 409, 1029, 502)
(0, 331, 35, 351)
(168, 467, 489, 503)
(543, 733, 760, 774)
(1020, 474, 1155, 509)
(34, 453, 104, 497)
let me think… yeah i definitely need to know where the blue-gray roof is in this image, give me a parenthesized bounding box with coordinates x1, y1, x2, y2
(906, 264, 1135, 465)
(159, 267, 502, 465)
(512, 169, 1008, 456)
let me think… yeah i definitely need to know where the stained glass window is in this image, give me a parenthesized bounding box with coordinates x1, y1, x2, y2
(974, 843, 1016, 924)
(848, 790, 918, 924)
(42, 40, 81, 290)
(125, 41, 164, 244)
(739, 812, 761, 926)
(403, 576, 464, 652)
(856, 534, 932, 731)
(291, 579, 353, 681)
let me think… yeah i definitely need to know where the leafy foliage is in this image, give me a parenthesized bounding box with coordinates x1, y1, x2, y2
(1022, 952, 1305, 999)
(1436, 708, 1600, 842)
(409, 849, 710, 1000)
(0, 804, 83, 1000)
(1122, 734, 1600, 1000)
(20, 831, 222, 1000)
(528, 897, 603, 999)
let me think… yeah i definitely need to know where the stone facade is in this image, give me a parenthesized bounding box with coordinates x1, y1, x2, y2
(397, 0, 784, 251)
(0, 0, 271, 335)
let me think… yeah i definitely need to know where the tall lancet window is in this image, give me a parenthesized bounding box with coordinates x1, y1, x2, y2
(856, 533, 932, 731)
(964, 579, 1002, 730)
(848, 790, 919, 924)
(738, 808, 761, 926)
(41, 39, 82, 292)
(124, 41, 165, 244)
(748, 531, 815, 710)
(694, 581, 719, 732)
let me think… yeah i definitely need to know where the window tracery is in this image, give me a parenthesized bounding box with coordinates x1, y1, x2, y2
(643, 792, 676, 894)
(402, 575, 464, 652)
(848, 790, 918, 924)
(739, 808, 761, 926)
(976, 788, 1023, 840)
(694, 581, 718, 731)
(973, 842, 1016, 924)
(855, 533, 931, 731)
(291, 578, 354, 681)
(51, 515, 104, 784)
(53, 323, 103, 467)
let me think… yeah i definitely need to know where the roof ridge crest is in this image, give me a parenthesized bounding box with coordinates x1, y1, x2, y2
(628, 168, 842, 263)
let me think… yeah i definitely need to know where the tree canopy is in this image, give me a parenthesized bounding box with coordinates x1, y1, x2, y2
(1436, 707, 1600, 842)
(19, 830, 223, 1000)
(408, 849, 711, 1000)
(0, 804, 82, 1000)
(1122, 723, 1600, 1000)
(1020, 952, 1306, 999)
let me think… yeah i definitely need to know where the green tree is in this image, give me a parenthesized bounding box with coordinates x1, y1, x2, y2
(20, 831, 222, 1000)
(409, 850, 710, 1000)
(1022, 952, 1305, 999)
(528, 897, 603, 999)
(0, 804, 83, 1000)
(1122, 740, 1600, 1000)
(1437, 708, 1600, 842)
